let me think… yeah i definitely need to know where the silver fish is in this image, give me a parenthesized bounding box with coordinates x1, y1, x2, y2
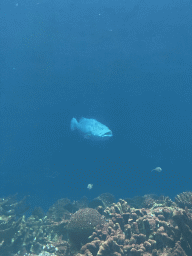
(70, 117, 112, 140)
(151, 167, 162, 172)
(87, 184, 93, 190)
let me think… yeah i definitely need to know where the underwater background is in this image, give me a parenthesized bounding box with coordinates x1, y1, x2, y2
(1, 0, 192, 215)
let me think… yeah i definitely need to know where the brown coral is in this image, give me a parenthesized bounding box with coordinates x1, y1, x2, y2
(175, 192, 192, 209)
(2, 192, 192, 256)
(67, 208, 104, 247)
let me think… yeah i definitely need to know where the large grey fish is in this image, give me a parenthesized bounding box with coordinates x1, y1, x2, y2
(151, 167, 162, 172)
(70, 117, 113, 140)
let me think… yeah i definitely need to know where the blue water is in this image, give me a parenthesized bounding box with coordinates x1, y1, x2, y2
(0, 0, 192, 211)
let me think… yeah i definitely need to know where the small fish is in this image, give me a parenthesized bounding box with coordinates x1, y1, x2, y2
(70, 117, 112, 140)
(87, 184, 93, 190)
(151, 167, 162, 172)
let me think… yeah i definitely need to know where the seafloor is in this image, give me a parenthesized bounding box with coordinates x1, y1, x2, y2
(0, 192, 192, 256)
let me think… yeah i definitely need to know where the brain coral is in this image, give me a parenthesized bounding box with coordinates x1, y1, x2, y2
(67, 208, 103, 246)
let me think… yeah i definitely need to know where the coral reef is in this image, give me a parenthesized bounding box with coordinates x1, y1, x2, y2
(88, 193, 115, 210)
(47, 197, 89, 222)
(0, 194, 29, 256)
(75, 197, 192, 256)
(1, 192, 192, 255)
(125, 194, 174, 209)
(175, 192, 192, 209)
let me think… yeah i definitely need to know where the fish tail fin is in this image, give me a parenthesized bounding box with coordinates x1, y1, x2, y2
(71, 118, 78, 131)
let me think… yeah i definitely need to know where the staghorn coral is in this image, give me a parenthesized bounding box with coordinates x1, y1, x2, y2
(0, 195, 30, 256)
(11, 213, 70, 255)
(0, 194, 29, 218)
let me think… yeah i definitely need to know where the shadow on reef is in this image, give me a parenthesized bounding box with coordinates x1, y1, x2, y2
(0, 192, 192, 255)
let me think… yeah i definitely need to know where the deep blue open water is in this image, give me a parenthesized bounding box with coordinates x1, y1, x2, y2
(1, 0, 192, 211)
